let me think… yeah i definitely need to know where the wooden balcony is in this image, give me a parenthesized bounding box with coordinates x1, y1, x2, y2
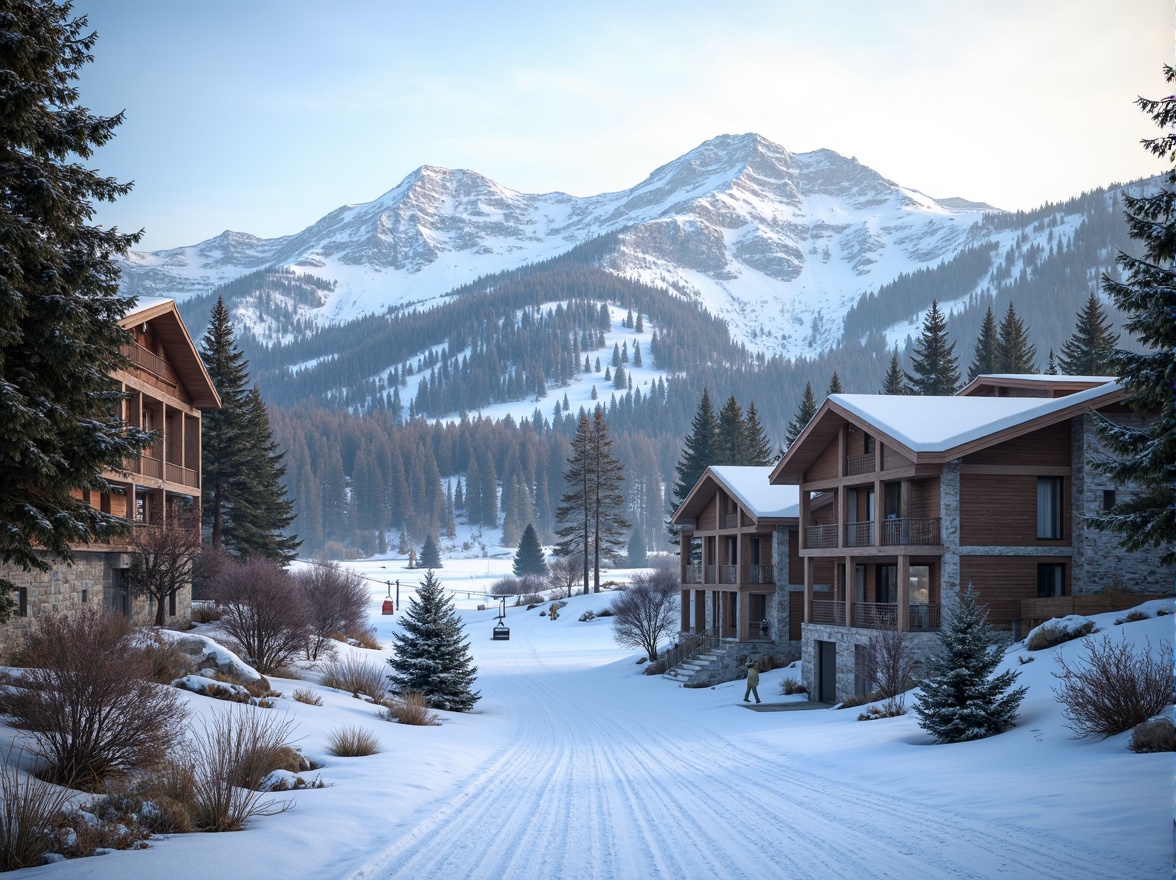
(721, 513, 739, 529)
(119, 454, 199, 489)
(880, 517, 941, 546)
(745, 564, 774, 585)
(845, 520, 874, 547)
(717, 564, 738, 584)
(808, 601, 941, 630)
(805, 523, 839, 549)
(683, 564, 703, 585)
(124, 343, 179, 391)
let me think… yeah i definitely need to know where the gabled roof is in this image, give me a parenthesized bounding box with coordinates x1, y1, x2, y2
(671, 465, 799, 526)
(770, 380, 1125, 483)
(120, 298, 220, 408)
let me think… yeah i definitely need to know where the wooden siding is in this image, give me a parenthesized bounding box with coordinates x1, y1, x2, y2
(962, 421, 1071, 468)
(789, 529, 801, 585)
(960, 474, 1070, 546)
(881, 443, 913, 470)
(789, 590, 805, 641)
(960, 557, 1070, 631)
(909, 479, 940, 518)
(806, 439, 840, 483)
(698, 497, 717, 530)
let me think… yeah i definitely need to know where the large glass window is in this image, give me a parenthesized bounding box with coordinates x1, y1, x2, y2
(1036, 477, 1063, 539)
(1037, 563, 1065, 598)
(909, 565, 931, 604)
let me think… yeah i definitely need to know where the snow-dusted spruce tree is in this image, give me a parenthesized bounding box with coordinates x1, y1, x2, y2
(914, 585, 1027, 743)
(419, 534, 442, 569)
(387, 570, 479, 712)
(1088, 66, 1176, 565)
(512, 524, 546, 576)
(0, 1, 153, 619)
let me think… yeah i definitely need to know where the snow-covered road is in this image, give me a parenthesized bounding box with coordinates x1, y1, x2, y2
(344, 605, 1152, 880)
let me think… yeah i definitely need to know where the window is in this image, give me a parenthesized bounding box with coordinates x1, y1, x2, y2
(169, 589, 177, 617)
(1102, 490, 1116, 512)
(1036, 477, 1063, 539)
(17, 587, 27, 617)
(1037, 564, 1065, 598)
(877, 565, 896, 603)
(864, 433, 875, 454)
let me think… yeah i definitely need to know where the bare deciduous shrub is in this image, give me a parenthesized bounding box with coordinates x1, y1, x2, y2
(326, 725, 381, 756)
(610, 562, 679, 662)
(293, 562, 372, 661)
(292, 688, 323, 706)
(136, 631, 192, 684)
(547, 553, 584, 598)
(1052, 636, 1173, 738)
(779, 677, 807, 696)
(212, 558, 310, 675)
(377, 692, 440, 726)
(127, 511, 203, 626)
(836, 690, 881, 709)
(858, 703, 906, 721)
(187, 707, 297, 831)
(0, 748, 72, 871)
(6, 608, 188, 788)
(1026, 619, 1096, 651)
(319, 656, 387, 700)
(858, 629, 920, 713)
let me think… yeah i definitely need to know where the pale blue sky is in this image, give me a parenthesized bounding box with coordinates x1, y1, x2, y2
(74, 0, 1170, 251)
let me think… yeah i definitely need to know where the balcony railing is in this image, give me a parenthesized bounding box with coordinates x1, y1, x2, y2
(805, 523, 839, 549)
(124, 343, 179, 389)
(845, 451, 876, 475)
(810, 600, 846, 626)
(846, 520, 874, 547)
(683, 564, 703, 585)
(745, 564, 774, 585)
(880, 517, 942, 546)
(721, 513, 739, 529)
(808, 601, 941, 630)
(136, 454, 163, 479)
(165, 462, 199, 489)
(704, 565, 716, 583)
(717, 565, 738, 584)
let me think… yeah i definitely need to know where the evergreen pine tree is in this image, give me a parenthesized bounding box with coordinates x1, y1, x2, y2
(784, 382, 818, 446)
(1057, 292, 1119, 375)
(387, 569, 479, 711)
(968, 305, 999, 380)
(913, 585, 1027, 743)
(995, 302, 1037, 373)
(669, 389, 718, 529)
(1046, 349, 1058, 375)
(419, 534, 442, 569)
(881, 347, 909, 394)
(905, 301, 960, 395)
(742, 402, 775, 466)
(633, 341, 643, 367)
(627, 529, 647, 567)
(554, 413, 593, 592)
(0, 3, 152, 617)
(613, 362, 626, 389)
(1090, 67, 1176, 564)
(512, 523, 546, 576)
(827, 372, 844, 394)
(715, 395, 746, 465)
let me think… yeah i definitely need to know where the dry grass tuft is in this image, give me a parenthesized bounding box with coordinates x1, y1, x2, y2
(292, 688, 324, 706)
(1026, 620, 1095, 651)
(325, 726, 381, 757)
(778, 677, 807, 696)
(0, 748, 72, 871)
(377, 692, 441, 726)
(319, 657, 387, 701)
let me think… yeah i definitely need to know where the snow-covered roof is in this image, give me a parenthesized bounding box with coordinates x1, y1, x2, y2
(979, 373, 1115, 383)
(124, 296, 175, 319)
(831, 381, 1121, 452)
(709, 466, 800, 518)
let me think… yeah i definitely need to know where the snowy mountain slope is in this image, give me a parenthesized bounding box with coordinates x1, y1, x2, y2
(119, 134, 1001, 359)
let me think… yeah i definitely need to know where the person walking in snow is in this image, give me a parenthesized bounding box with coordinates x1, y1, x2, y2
(743, 662, 761, 703)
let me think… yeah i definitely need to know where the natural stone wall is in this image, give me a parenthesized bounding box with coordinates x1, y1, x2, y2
(801, 622, 939, 702)
(1072, 412, 1169, 593)
(939, 459, 962, 619)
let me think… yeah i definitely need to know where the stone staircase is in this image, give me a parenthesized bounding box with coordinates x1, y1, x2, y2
(663, 642, 745, 688)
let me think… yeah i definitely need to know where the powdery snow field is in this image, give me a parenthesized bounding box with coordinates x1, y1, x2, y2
(5, 554, 1171, 880)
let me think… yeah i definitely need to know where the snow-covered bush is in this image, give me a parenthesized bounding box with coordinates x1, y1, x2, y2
(1051, 636, 1173, 738)
(1025, 616, 1096, 651)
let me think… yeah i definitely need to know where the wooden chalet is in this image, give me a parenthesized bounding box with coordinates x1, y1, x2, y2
(1, 297, 218, 634)
(670, 466, 800, 647)
(768, 375, 1167, 701)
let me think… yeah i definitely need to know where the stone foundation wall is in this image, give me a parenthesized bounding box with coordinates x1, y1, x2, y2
(801, 622, 939, 702)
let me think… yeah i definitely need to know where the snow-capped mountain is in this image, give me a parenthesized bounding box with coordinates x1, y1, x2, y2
(120, 133, 1000, 359)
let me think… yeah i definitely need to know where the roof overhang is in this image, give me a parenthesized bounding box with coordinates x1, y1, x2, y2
(120, 298, 221, 409)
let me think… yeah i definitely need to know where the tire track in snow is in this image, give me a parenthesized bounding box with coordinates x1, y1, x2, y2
(346, 622, 1149, 880)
